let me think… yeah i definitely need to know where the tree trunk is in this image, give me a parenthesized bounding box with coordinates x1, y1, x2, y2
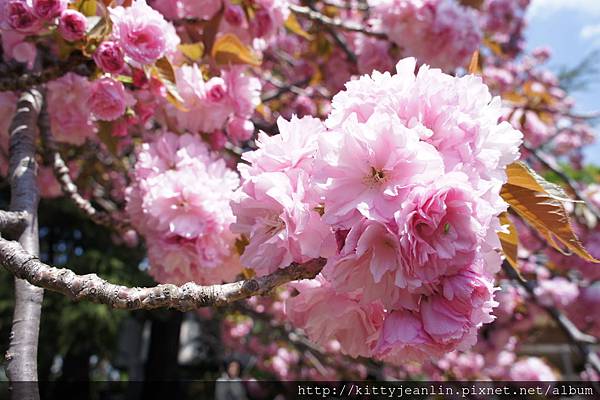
(4, 89, 43, 400)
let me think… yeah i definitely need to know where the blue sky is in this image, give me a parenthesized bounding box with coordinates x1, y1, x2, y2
(525, 0, 600, 163)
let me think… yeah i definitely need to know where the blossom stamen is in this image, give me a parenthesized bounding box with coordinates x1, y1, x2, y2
(363, 166, 388, 188)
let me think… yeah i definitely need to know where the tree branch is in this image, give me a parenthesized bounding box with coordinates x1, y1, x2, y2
(0, 210, 28, 232)
(321, 0, 369, 11)
(261, 78, 311, 103)
(502, 261, 600, 374)
(306, 0, 358, 64)
(4, 89, 44, 394)
(325, 24, 358, 64)
(38, 103, 130, 233)
(290, 5, 386, 38)
(0, 237, 325, 311)
(0, 53, 92, 92)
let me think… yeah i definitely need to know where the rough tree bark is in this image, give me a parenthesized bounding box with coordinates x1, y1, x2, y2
(4, 89, 44, 399)
(0, 238, 325, 310)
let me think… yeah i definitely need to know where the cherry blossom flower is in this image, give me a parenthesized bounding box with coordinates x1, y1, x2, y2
(46, 73, 96, 145)
(110, 0, 179, 66)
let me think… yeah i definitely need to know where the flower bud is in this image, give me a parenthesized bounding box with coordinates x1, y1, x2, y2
(224, 4, 244, 26)
(32, 0, 66, 20)
(7, 1, 41, 33)
(226, 116, 253, 144)
(250, 9, 273, 38)
(93, 41, 125, 73)
(58, 9, 87, 42)
(205, 78, 227, 103)
(89, 77, 134, 121)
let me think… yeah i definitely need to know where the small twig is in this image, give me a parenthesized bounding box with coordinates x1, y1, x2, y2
(568, 110, 600, 120)
(38, 101, 130, 233)
(252, 120, 279, 136)
(0, 237, 326, 311)
(307, 0, 358, 64)
(290, 5, 386, 39)
(520, 105, 600, 121)
(325, 25, 358, 64)
(321, 0, 369, 11)
(261, 78, 310, 103)
(502, 261, 600, 374)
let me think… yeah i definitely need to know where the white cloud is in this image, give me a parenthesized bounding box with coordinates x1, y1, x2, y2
(581, 23, 600, 39)
(528, 0, 600, 19)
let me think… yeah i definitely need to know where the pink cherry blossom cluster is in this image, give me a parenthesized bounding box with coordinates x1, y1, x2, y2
(109, 0, 179, 67)
(173, 64, 261, 145)
(256, 0, 534, 123)
(151, 0, 290, 43)
(219, 303, 371, 381)
(1, 0, 265, 149)
(534, 276, 580, 308)
(97, 0, 265, 147)
(509, 357, 557, 381)
(0, 0, 70, 66)
(483, 50, 594, 165)
(217, 278, 559, 382)
(126, 131, 242, 285)
(232, 57, 523, 361)
(88, 0, 178, 131)
(46, 73, 96, 145)
(568, 282, 600, 339)
(481, 0, 529, 56)
(482, 0, 528, 36)
(368, 0, 482, 71)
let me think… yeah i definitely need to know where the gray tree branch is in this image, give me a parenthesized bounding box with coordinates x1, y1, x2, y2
(290, 4, 386, 38)
(0, 237, 325, 311)
(4, 89, 44, 397)
(0, 53, 92, 92)
(38, 104, 130, 233)
(0, 210, 28, 232)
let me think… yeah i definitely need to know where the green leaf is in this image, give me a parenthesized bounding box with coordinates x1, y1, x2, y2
(115, 75, 133, 84)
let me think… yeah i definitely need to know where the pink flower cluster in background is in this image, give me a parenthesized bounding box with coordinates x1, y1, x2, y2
(233, 57, 523, 361)
(109, 0, 179, 66)
(126, 131, 242, 284)
(368, 0, 481, 71)
(173, 64, 261, 144)
(46, 73, 96, 145)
